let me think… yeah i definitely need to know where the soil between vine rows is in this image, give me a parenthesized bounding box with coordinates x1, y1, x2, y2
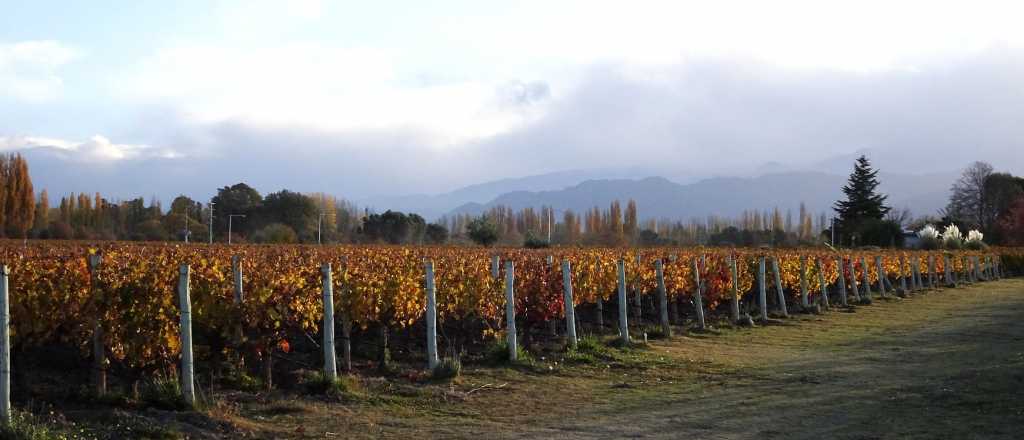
(29, 279, 1024, 439)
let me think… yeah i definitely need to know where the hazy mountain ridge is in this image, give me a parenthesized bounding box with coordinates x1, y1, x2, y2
(447, 171, 956, 222)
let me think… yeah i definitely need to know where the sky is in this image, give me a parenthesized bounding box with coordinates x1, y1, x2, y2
(2, 0, 1024, 203)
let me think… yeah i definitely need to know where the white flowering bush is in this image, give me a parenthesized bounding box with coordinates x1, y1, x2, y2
(942, 224, 963, 249)
(917, 224, 941, 250)
(964, 229, 986, 250)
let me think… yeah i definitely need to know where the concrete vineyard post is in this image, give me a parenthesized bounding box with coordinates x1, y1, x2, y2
(770, 257, 788, 317)
(836, 257, 848, 307)
(424, 261, 439, 369)
(232, 255, 243, 303)
(815, 258, 830, 310)
(860, 257, 872, 299)
(974, 256, 982, 282)
(561, 260, 578, 348)
(0, 266, 9, 426)
(799, 256, 810, 309)
(339, 263, 352, 372)
(655, 259, 672, 338)
(692, 257, 707, 329)
(504, 261, 518, 361)
(911, 259, 921, 291)
(491, 255, 499, 279)
(320, 264, 338, 379)
(875, 256, 887, 297)
(758, 256, 768, 321)
(617, 259, 630, 344)
(178, 264, 195, 407)
(728, 256, 741, 323)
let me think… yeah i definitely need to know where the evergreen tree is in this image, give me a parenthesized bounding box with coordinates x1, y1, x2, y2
(833, 155, 891, 244)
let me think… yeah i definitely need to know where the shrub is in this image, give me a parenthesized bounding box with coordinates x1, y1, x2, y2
(483, 340, 532, 365)
(253, 223, 298, 244)
(431, 355, 462, 380)
(0, 411, 65, 440)
(300, 372, 359, 397)
(467, 218, 499, 247)
(141, 375, 189, 410)
(523, 232, 550, 249)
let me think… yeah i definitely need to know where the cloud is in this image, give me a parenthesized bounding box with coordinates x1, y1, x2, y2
(115, 43, 551, 146)
(0, 40, 79, 101)
(0, 135, 177, 162)
(14, 47, 1024, 207)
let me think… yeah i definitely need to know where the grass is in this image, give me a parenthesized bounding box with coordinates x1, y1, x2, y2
(0, 412, 66, 440)
(12, 279, 1024, 439)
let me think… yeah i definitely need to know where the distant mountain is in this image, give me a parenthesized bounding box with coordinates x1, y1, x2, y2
(448, 171, 956, 221)
(358, 168, 650, 220)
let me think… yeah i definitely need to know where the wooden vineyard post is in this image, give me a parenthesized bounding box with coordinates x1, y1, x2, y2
(691, 257, 707, 329)
(87, 254, 106, 396)
(178, 264, 195, 407)
(847, 256, 861, 302)
(728, 255, 741, 323)
(595, 257, 605, 330)
(504, 261, 518, 361)
(758, 256, 768, 321)
(815, 258, 830, 310)
(320, 264, 338, 378)
(911, 259, 921, 291)
(943, 255, 954, 287)
(846, 256, 859, 301)
(835, 256, 848, 307)
(928, 255, 937, 290)
(632, 255, 642, 325)
(859, 257, 872, 299)
(339, 261, 352, 372)
(561, 259, 578, 348)
(655, 259, 671, 338)
(770, 257, 789, 317)
(491, 255, 500, 279)
(0, 265, 10, 426)
(424, 260, 439, 370)
(899, 256, 908, 293)
(876, 256, 887, 297)
(617, 259, 630, 344)
(799, 255, 810, 309)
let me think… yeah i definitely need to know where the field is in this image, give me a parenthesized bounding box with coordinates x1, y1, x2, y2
(0, 241, 1022, 438)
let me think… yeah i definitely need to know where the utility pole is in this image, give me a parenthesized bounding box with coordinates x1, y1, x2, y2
(208, 201, 215, 245)
(183, 208, 189, 244)
(318, 212, 326, 245)
(228, 214, 246, 245)
(831, 217, 836, 248)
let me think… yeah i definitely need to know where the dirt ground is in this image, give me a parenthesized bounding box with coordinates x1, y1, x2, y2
(204, 278, 1024, 439)
(27, 279, 1024, 439)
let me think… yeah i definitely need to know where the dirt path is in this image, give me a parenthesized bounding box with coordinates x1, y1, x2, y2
(500, 279, 1024, 439)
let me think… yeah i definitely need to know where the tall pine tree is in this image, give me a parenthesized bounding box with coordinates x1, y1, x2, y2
(834, 155, 890, 243)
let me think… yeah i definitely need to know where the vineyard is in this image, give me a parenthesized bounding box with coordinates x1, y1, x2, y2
(0, 240, 1022, 411)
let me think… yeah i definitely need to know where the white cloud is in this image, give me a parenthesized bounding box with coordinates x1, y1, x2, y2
(116, 43, 550, 147)
(0, 40, 80, 101)
(0, 135, 178, 162)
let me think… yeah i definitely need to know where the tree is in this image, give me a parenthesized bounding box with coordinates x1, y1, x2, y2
(253, 223, 298, 244)
(211, 183, 263, 238)
(32, 189, 49, 237)
(424, 223, 449, 244)
(3, 154, 34, 238)
(834, 155, 891, 245)
(361, 210, 424, 244)
(998, 194, 1024, 246)
(946, 161, 994, 231)
(467, 217, 499, 247)
(261, 190, 318, 241)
